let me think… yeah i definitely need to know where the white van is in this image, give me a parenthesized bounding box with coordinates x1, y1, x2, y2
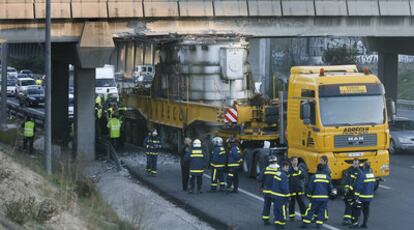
(16, 77, 36, 96)
(95, 65, 119, 101)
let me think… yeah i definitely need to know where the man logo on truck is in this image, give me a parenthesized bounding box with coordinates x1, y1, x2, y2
(347, 136, 364, 144)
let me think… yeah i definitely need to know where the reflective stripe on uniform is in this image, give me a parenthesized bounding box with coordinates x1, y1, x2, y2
(190, 154, 204, 157)
(190, 170, 204, 173)
(228, 163, 240, 167)
(262, 216, 270, 220)
(311, 195, 329, 198)
(314, 179, 329, 183)
(271, 191, 289, 197)
(274, 221, 286, 225)
(211, 164, 225, 168)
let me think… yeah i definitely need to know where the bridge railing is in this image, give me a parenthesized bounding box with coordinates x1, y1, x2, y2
(0, 0, 412, 20)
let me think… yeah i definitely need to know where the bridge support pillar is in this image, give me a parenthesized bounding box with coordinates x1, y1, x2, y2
(257, 39, 271, 95)
(378, 52, 398, 103)
(51, 60, 69, 146)
(74, 67, 95, 161)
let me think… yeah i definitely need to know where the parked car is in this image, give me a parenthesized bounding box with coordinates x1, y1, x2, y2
(389, 118, 414, 154)
(18, 86, 45, 107)
(17, 73, 29, 79)
(16, 77, 36, 97)
(7, 67, 18, 78)
(19, 69, 33, 78)
(6, 78, 17, 96)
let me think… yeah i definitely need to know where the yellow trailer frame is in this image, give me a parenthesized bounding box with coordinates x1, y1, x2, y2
(122, 94, 225, 128)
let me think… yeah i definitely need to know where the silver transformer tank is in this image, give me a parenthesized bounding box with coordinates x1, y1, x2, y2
(156, 37, 253, 106)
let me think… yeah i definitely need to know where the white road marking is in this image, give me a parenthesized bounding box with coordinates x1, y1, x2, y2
(203, 174, 341, 230)
(379, 185, 391, 190)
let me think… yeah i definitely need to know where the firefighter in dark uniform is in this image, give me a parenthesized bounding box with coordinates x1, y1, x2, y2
(22, 116, 35, 155)
(288, 157, 307, 220)
(185, 139, 206, 194)
(351, 161, 376, 229)
(341, 158, 362, 226)
(271, 161, 290, 229)
(319, 155, 331, 221)
(226, 138, 242, 193)
(180, 137, 192, 191)
(145, 129, 161, 176)
(209, 137, 226, 191)
(301, 163, 336, 229)
(259, 155, 279, 225)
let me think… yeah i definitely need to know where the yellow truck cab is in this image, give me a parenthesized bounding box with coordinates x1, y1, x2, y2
(287, 65, 390, 181)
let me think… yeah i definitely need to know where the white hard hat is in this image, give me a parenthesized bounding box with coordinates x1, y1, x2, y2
(152, 129, 158, 136)
(263, 141, 271, 149)
(193, 139, 202, 148)
(212, 137, 223, 146)
(268, 155, 278, 163)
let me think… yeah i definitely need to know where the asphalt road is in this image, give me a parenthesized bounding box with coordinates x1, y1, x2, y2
(123, 146, 414, 230)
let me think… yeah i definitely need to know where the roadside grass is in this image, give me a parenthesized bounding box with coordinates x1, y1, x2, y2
(0, 126, 135, 230)
(398, 68, 414, 100)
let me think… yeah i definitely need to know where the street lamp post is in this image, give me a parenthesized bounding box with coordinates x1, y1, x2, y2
(45, 0, 52, 175)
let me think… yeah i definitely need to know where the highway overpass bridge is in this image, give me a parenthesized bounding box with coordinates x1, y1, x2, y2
(0, 0, 411, 162)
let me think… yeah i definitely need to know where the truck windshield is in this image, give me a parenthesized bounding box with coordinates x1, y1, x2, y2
(96, 79, 116, 87)
(319, 95, 385, 126)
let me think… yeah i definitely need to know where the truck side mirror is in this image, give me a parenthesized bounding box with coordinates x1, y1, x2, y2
(301, 102, 311, 125)
(390, 100, 396, 121)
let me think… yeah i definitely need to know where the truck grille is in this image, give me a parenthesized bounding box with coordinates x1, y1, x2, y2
(334, 134, 377, 148)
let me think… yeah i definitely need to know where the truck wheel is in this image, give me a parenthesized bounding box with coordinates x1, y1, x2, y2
(389, 139, 398, 155)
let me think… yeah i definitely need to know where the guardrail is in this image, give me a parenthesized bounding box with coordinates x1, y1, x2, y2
(7, 101, 44, 127)
(0, 0, 412, 20)
(397, 99, 414, 110)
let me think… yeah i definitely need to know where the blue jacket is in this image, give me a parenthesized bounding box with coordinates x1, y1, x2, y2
(288, 165, 305, 195)
(354, 168, 376, 202)
(146, 136, 161, 155)
(259, 166, 279, 197)
(306, 173, 333, 201)
(185, 147, 206, 175)
(271, 170, 290, 201)
(342, 166, 362, 193)
(227, 144, 241, 168)
(210, 145, 226, 168)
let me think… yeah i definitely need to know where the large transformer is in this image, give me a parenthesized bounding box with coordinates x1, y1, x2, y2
(155, 37, 253, 106)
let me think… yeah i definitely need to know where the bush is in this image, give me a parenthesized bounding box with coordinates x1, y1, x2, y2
(37, 199, 58, 223)
(75, 179, 97, 198)
(4, 196, 36, 225)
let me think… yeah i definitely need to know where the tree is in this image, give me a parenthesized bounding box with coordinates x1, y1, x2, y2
(322, 46, 358, 65)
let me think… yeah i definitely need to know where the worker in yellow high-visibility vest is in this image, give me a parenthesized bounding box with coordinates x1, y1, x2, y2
(107, 113, 122, 149)
(21, 116, 35, 155)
